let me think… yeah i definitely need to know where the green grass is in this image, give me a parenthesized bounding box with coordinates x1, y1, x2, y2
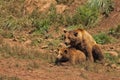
(104, 53, 120, 64)
(93, 33, 115, 44)
(73, 4, 100, 27)
(88, 0, 114, 17)
(0, 43, 56, 63)
(1, 31, 14, 39)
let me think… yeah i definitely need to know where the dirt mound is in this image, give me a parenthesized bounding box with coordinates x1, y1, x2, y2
(23, 0, 87, 14)
(23, 0, 56, 14)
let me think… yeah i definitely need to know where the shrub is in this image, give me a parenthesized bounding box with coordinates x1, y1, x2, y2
(93, 33, 114, 44)
(88, 0, 114, 17)
(32, 18, 50, 34)
(73, 4, 100, 27)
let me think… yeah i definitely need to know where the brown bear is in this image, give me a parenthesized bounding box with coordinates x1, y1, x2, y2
(63, 28, 104, 62)
(55, 47, 86, 65)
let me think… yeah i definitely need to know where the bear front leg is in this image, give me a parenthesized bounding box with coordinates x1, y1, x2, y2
(70, 56, 76, 65)
(86, 48, 94, 62)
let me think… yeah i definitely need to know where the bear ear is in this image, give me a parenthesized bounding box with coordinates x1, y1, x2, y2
(74, 32, 78, 37)
(64, 49, 68, 54)
(63, 29, 67, 33)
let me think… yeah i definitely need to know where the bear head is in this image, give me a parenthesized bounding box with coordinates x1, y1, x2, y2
(55, 47, 69, 65)
(63, 29, 83, 47)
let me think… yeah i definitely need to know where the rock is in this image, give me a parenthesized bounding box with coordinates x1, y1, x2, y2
(107, 51, 119, 57)
(110, 64, 117, 68)
(41, 45, 48, 49)
(56, 4, 68, 14)
(116, 66, 120, 70)
(104, 63, 109, 66)
(117, 59, 120, 64)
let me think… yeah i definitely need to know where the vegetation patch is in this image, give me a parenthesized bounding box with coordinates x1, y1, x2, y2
(93, 33, 115, 44)
(0, 43, 56, 63)
(109, 25, 120, 38)
(72, 4, 100, 27)
(88, 0, 114, 17)
(104, 53, 120, 64)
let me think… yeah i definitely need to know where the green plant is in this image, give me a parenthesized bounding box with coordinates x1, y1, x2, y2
(1, 31, 14, 38)
(88, 0, 114, 17)
(0, 43, 56, 63)
(93, 33, 114, 44)
(72, 4, 100, 27)
(32, 18, 50, 34)
(105, 53, 120, 64)
(31, 38, 42, 46)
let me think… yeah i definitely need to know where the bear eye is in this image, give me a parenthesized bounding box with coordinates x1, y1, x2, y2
(68, 37, 70, 39)
(64, 36, 66, 39)
(74, 32, 78, 37)
(64, 50, 68, 54)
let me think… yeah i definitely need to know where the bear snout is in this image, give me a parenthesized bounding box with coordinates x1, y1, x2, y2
(57, 54, 62, 59)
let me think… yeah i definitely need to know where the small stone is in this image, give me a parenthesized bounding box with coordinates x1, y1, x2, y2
(116, 67, 120, 70)
(110, 64, 117, 68)
(41, 45, 48, 49)
(107, 51, 118, 57)
(104, 63, 109, 66)
(117, 59, 120, 64)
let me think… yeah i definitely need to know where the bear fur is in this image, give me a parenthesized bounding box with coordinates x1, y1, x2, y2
(63, 29, 104, 62)
(55, 47, 86, 65)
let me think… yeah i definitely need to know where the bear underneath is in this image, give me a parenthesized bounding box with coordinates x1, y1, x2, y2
(55, 47, 86, 65)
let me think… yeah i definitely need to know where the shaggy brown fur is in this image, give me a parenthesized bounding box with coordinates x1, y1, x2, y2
(63, 29, 104, 62)
(55, 47, 86, 65)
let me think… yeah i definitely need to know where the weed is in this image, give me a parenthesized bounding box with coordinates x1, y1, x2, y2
(1, 31, 14, 39)
(109, 25, 120, 38)
(32, 18, 50, 34)
(88, 0, 114, 17)
(105, 53, 120, 64)
(31, 38, 42, 46)
(0, 43, 56, 63)
(74, 4, 100, 27)
(93, 33, 115, 44)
